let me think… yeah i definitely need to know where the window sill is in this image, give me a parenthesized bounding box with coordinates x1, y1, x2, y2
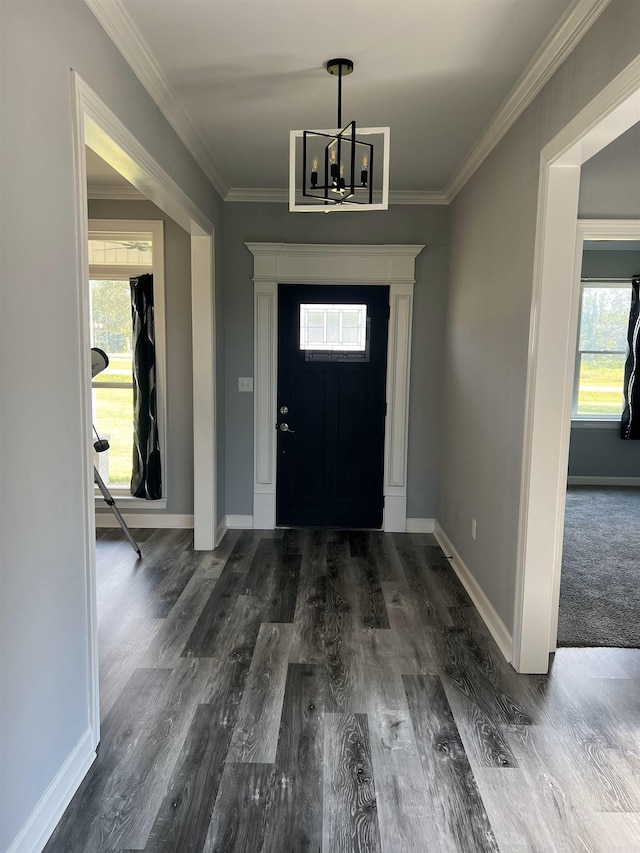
(571, 419, 620, 430)
(95, 493, 168, 510)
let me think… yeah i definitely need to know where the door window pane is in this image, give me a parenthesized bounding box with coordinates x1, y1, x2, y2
(300, 303, 367, 351)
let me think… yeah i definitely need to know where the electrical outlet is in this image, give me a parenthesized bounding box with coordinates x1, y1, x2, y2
(238, 377, 253, 392)
(471, 518, 477, 540)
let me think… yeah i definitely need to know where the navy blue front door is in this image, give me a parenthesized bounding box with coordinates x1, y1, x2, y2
(276, 284, 389, 528)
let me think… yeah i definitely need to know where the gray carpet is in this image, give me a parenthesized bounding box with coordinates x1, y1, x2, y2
(558, 486, 640, 647)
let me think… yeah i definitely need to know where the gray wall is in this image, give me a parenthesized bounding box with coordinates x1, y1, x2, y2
(88, 198, 195, 515)
(223, 203, 449, 519)
(0, 3, 223, 850)
(569, 427, 640, 478)
(568, 248, 640, 479)
(578, 121, 640, 218)
(437, 0, 640, 634)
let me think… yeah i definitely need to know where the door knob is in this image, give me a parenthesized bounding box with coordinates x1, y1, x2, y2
(279, 422, 295, 433)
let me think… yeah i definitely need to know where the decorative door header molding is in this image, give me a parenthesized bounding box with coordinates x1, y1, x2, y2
(246, 242, 424, 287)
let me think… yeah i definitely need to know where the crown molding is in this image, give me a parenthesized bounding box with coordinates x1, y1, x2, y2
(445, 0, 612, 201)
(226, 187, 449, 205)
(226, 188, 289, 203)
(87, 183, 146, 200)
(84, 0, 229, 199)
(389, 190, 448, 205)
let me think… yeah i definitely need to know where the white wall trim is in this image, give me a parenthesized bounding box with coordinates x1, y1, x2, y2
(219, 515, 435, 531)
(445, 0, 612, 201)
(246, 243, 423, 533)
(87, 183, 146, 199)
(71, 71, 102, 754)
(84, 0, 228, 199)
(191, 235, 218, 550)
(95, 495, 168, 509)
(514, 59, 640, 673)
(405, 517, 435, 533)
(385, 283, 413, 495)
(95, 512, 194, 528)
(225, 187, 449, 206)
(215, 517, 228, 545)
(434, 523, 513, 663)
(226, 514, 255, 529)
(389, 190, 449, 206)
(80, 85, 212, 237)
(7, 729, 96, 853)
(571, 418, 618, 429)
(568, 476, 640, 486)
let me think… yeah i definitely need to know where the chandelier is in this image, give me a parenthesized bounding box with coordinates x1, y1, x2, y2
(289, 59, 390, 212)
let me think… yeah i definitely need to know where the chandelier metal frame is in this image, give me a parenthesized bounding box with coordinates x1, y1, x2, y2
(289, 58, 390, 213)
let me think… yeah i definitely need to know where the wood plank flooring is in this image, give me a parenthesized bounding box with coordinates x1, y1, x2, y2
(44, 528, 640, 852)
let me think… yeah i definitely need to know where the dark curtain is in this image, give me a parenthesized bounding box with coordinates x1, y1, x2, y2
(621, 275, 640, 439)
(130, 273, 162, 498)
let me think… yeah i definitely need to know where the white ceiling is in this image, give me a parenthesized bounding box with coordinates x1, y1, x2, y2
(87, 0, 610, 200)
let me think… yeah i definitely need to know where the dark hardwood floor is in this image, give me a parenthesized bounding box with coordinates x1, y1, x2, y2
(44, 528, 640, 852)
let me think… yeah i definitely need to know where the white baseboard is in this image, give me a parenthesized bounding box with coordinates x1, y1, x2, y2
(220, 516, 434, 533)
(405, 517, 435, 533)
(434, 522, 513, 663)
(7, 728, 96, 853)
(95, 512, 194, 528)
(567, 476, 640, 486)
(225, 514, 254, 529)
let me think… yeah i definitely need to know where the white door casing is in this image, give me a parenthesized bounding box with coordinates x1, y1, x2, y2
(246, 243, 424, 532)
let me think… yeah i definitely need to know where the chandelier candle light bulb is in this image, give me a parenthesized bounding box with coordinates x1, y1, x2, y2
(330, 146, 338, 180)
(361, 154, 368, 187)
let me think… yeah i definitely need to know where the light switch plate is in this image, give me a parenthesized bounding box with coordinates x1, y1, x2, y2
(238, 377, 253, 392)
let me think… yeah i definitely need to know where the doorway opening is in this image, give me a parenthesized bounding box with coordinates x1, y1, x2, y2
(559, 221, 640, 649)
(72, 72, 216, 747)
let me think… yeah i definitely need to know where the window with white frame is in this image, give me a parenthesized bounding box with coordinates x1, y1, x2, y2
(89, 219, 165, 495)
(573, 281, 629, 419)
